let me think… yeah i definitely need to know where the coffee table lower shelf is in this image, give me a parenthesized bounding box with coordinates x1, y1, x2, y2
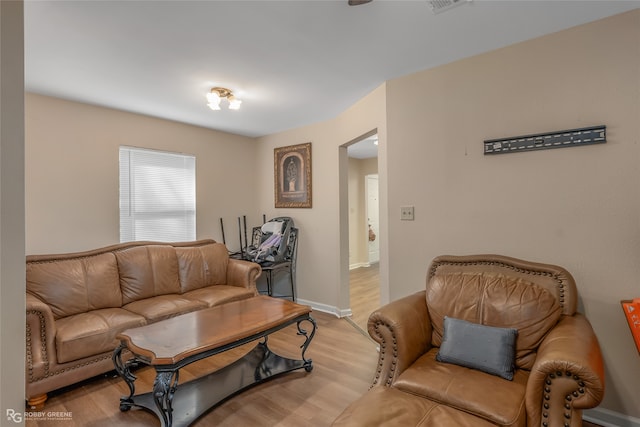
(119, 341, 311, 427)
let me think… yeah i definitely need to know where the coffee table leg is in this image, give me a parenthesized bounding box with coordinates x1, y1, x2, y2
(153, 370, 179, 427)
(297, 315, 317, 372)
(112, 342, 137, 411)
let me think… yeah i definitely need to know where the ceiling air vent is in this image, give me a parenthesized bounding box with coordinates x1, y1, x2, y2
(427, 0, 471, 14)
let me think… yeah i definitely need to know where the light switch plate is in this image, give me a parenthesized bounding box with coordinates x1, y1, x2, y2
(401, 206, 414, 221)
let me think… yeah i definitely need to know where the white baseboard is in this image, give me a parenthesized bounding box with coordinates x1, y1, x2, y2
(584, 408, 640, 427)
(296, 298, 352, 318)
(349, 262, 370, 270)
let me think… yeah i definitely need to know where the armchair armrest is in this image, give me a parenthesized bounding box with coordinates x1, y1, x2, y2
(526, 314, 605, 427)
(26, 293, 57, 385)
(226, 258, 261, 295)
(367, 291, 432, 386)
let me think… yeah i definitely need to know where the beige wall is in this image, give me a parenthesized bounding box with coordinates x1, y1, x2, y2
(348, 157, 378, 267)
(25, 94, 260, 254)
(1, 0, 26, 419)
(256, 85, 387, 313)
(385, 10, 640, 417)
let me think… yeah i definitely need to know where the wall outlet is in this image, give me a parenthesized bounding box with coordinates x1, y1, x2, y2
(400, 206, 414, 221)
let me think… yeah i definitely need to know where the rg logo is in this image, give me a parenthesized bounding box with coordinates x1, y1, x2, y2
(6, 409, 23, 423)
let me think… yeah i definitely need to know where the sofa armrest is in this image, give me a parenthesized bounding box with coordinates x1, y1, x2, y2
(367, 290, 432, 387)
(226, 258, 261, 295)
(26, 293, 57, 383)
(525, 314, 605, 427)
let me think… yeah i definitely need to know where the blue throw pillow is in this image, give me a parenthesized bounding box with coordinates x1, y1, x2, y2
(436, 316, 518, 380)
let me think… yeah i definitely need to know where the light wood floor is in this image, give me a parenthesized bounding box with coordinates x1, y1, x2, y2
(348, 263, 381, 334)
(26, 311, 378, 427)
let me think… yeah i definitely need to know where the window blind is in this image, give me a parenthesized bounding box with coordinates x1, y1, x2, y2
(119, 146, 196, 242)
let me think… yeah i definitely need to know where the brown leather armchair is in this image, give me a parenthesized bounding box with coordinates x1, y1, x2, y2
(333, 255, 605, 427)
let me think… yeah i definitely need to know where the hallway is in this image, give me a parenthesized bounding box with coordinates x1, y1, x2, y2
(348, 263, 380, 334)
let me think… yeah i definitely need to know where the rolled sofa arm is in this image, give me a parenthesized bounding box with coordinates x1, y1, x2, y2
(227, 258, 261, 295)
(26, 293, 57, 384)
(367, 291, 432, 387)
(525, 314, 605, 427)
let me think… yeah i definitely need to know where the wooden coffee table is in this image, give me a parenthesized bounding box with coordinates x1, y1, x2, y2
(112, 296, 316, 427)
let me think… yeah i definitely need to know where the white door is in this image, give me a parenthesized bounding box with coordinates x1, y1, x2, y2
(366, 174, 379, 264)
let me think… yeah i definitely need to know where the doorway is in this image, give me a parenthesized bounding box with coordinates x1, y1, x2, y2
(366, 174, 379, 264)
(346, 133, 380, 334)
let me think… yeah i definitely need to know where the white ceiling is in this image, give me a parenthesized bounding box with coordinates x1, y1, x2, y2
(24, 1, 639, 138)
(348, 134, 379, 159)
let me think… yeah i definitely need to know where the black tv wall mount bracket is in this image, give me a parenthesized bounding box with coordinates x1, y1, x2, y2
(483, 125, 606, 155)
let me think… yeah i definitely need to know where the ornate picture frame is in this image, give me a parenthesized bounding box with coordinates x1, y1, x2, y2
(274, 142, 312, 208)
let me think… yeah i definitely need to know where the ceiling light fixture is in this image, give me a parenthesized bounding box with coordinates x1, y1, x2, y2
(206, 87, 242, 111)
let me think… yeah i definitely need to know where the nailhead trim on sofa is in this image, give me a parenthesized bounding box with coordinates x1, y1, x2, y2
(26, 309, 49, 382)
(540, 370, 586, 427)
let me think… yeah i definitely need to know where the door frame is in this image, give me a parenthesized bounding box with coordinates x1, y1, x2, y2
(339, 129, 388, 315)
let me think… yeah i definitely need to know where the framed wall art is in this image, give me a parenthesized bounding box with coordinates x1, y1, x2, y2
(274, 142, 312, 208)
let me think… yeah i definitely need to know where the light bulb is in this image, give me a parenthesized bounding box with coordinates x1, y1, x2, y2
(228, 96, 242, 110)
(206, 92, 221, 110)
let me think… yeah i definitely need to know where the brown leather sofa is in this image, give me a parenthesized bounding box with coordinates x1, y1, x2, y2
(25, 239, 261, 409)
(333, 255, 605, 427)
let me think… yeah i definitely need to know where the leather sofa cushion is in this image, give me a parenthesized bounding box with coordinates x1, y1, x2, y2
(332, 386, 497, 427)
(182, 285, 256, 307)
(27, 252, 122, 319)
(55, 308, 146, 363)
(427, 272, 562, 369)
(116, 245, 181, 304)
(122, 294, 207, 323)
(176, 243, 229, 293)
(394, 349, 528, 427)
